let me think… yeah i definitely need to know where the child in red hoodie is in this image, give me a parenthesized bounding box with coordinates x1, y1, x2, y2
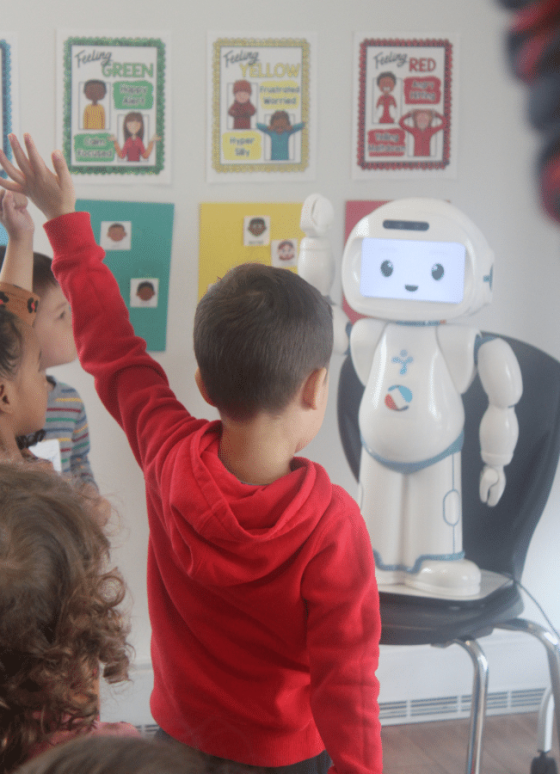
(0, 134, 383, 774)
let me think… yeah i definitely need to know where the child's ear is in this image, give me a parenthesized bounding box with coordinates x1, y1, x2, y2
(0, 381, 14, 414)
(194, 368, 217, 407)
(301, 367, 328, 410)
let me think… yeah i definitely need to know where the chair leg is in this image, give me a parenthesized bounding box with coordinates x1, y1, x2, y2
(453, 638, 489, 774)
(536, 687, 555, 755)
(495, 619, 560, 753)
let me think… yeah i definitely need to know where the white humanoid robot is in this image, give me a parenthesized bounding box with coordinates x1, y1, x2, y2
(299, 196, 523, 597)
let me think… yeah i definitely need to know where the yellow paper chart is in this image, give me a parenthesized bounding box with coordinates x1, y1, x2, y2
(198, 202, 305, 299)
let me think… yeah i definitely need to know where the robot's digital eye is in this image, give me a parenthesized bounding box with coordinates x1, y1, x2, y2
(380, 260, 393, 277)
(431, 263, 444, 280)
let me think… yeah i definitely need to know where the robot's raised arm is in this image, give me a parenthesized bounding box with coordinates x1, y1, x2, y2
(299, 194, 335, 295)
(477, 337, 523, 506)
(299, 194, 350, 355)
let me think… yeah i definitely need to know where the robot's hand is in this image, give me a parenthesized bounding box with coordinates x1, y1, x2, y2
(298, 195, 336, 297)
(300, 194, 334, 238)
(479, 464, 506, 507)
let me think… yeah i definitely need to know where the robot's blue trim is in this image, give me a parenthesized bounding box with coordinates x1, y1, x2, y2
(474, 334, 496, 366)
(373, 549, 465, 574)
(395, 320, 441, 326)
(483, 265, 494, 291)
(361, 432, 464, 473)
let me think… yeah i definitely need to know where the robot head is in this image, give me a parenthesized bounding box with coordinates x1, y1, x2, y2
(342, 198, 494, 322)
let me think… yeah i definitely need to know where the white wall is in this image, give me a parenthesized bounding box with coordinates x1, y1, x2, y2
(5, 0, 560, 723)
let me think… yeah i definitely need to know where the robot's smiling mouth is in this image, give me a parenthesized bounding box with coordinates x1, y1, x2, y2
(405, 284, 418, 292)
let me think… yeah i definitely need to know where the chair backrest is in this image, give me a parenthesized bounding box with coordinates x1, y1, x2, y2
(337, 333, 560, 580)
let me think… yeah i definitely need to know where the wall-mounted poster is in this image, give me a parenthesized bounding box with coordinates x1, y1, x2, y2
(352, 35, 458, 179)
(207, 33, 316, 182)
(77, 199, 174, 350)
(0, 34, 20, 245)
(57, 32, 171, 183)
(199, 203, 304, 297)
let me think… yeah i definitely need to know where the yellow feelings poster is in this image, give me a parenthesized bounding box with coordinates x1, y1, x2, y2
(207, 34, 316, 182)
(199, 202, 305, 298)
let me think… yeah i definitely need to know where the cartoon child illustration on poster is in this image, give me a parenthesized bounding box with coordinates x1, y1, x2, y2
(83, 80, 107, 129)
(110, 112, 161, 162)
(229, 80, 256, 129)
(257, 111, 305, 161)
(399, 109, 447, 157)
(376, 72, 397, 124)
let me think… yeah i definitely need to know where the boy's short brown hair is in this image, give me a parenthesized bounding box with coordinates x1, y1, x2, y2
(0, 247, 57, 296)
(194, 263, 333, 420)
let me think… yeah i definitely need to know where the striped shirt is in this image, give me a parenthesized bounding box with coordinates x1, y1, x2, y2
(45, 377, 96, 486)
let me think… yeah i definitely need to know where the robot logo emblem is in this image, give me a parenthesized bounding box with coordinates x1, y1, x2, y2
(385, 384, 413, 411)
(392, 349, 413, 375)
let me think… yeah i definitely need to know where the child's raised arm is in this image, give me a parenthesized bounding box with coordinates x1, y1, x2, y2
(0, 134, 76, 223)
(0, 189, 34, 291)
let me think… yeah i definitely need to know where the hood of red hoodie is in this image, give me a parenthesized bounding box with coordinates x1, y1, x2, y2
(155, 420, 335, 588)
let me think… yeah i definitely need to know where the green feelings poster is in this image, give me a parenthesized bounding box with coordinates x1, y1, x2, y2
(58, 32, 170, 183)
(76, 199, 174, 351)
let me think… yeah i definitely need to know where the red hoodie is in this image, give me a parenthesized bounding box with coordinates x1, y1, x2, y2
(45, 212, 383, 774)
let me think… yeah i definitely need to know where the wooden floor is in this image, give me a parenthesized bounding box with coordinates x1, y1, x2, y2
(381, 712, 559, 774)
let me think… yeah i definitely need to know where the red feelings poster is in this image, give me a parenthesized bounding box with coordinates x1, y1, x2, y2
(352, 35, 458, 179)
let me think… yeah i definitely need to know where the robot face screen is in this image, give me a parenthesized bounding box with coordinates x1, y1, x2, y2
(359, 237, 466, 304)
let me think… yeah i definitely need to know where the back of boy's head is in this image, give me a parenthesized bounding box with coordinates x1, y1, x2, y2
(13, 736, 203, 774)
(0, 464, 130, 773)
(194, 263, 333, 420)
(13, 734, 276, 774)
(0, 248, 57, 297)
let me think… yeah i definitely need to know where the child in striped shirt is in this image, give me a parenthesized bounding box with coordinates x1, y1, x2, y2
(0, 194, 97, 487)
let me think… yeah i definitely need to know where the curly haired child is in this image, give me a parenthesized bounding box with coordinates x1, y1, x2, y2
(0, 463, 137, 773)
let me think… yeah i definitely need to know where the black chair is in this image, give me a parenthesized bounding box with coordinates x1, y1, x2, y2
(337, 334, 560, 774)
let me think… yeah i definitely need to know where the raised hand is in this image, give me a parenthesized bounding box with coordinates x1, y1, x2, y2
(0, 189, 34, 240)
(0, 134, 75, 222)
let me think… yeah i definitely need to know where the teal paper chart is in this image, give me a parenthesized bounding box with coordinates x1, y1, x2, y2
(0, 34, 20, 187)
(76, 199, 174, 351)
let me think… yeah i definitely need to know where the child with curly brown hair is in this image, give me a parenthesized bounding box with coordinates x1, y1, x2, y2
(0, 463, 138, 774)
